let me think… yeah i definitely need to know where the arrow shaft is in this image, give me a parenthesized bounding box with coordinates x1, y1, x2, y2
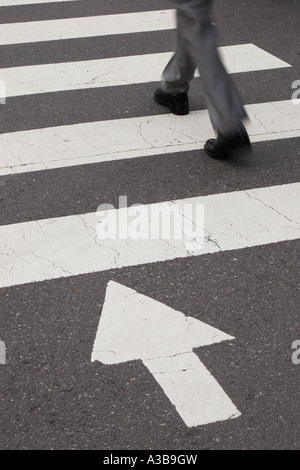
(143, 352, 240, 427)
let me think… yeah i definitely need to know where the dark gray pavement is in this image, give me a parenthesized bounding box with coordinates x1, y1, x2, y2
(0, 0, 299, 451)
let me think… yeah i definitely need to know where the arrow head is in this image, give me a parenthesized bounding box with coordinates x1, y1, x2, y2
(91, 281, 234, 365)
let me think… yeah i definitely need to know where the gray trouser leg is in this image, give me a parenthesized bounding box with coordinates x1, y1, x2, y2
(161, 0, 248, 136)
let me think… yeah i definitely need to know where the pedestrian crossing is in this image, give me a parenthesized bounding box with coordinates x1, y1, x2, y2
(1, 0, 300, 443)
(0, 0, 299, 288)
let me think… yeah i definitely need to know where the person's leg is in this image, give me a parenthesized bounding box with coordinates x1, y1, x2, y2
(186, 0, 250, 156)
(156, 0, 250, 156)
(175, 0, 247, 134)
(161, 10, 197, 94)
(154, 8, 196, 115)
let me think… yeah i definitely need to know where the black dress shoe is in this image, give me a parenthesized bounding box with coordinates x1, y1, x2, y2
(204, 125, 251, 158)
(154, 88, 189, 115)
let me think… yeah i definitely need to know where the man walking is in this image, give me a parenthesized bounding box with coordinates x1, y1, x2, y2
(154, 0, 251, 158)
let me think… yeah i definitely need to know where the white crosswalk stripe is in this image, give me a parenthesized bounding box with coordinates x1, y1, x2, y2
(1, 183, 299, 289)
(0, 45, 290, 98)
(0, 9, 175, 45)
(0, 0, 77, 6)
(1, 100, 299, 175)
(0, 4, 299, 289)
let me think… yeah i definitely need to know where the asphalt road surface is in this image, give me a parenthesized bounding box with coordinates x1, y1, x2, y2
(0, 0, 299, 451)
